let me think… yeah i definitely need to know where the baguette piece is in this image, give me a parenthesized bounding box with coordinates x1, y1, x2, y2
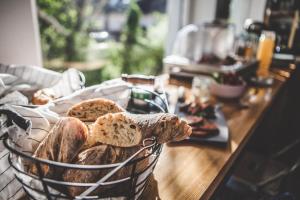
(67, 98, 125, 122)
(87, 113, 192, 148)
(29, 117, 88, 177)
(63, 145, 147, 197)
(88, 112, 142, 148)
(128, 113, 192, 143)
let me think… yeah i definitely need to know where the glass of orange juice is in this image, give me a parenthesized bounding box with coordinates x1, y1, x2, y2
(256, 31, 276, 77)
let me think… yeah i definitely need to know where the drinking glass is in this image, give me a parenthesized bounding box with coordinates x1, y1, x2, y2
(256, 31, 276, 77)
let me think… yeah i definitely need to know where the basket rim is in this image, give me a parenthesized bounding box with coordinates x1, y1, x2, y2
(3, 86, 169, 169)
(8, 148, 160, 186)
(4, 137, 161, 170)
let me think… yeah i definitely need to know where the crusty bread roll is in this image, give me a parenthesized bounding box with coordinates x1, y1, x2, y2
(87, 113, 142, 148)
(29, 117, 88, 177)
(63, 145, 116, 196)
(32, 88, 56, 105)
(63, 145, 147, 197)
(67, 98, 125, 122)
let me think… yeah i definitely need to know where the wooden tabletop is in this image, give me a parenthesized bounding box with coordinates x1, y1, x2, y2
(142, 68, 294, 200)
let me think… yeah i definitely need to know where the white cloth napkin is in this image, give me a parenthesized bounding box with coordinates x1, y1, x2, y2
(0, 64, 84, 105)
(0, 105, 48, 200)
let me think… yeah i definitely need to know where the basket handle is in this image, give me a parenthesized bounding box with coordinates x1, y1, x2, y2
(76, 137, 157, 198)
(130, 86, 169, 113)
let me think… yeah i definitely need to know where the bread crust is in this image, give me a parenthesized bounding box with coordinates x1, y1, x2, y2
(29, 117, 88, 177)
(63, 145, 147, 197)
(67, 98, 125, 122)
(127, 113, 192, 143)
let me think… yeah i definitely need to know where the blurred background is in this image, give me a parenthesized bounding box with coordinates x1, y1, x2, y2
(1, 0, 300, 85)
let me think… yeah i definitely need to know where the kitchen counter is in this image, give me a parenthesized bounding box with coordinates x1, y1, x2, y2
(142, 65, 295, 200)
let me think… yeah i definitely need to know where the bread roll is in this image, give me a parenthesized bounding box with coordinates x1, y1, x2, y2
(63, 145, 147, 197)
(67, 98, 125, 122)
(87, 113, 142, 148)
(32, 88, 56, 105)
(29, 117, 88, 177)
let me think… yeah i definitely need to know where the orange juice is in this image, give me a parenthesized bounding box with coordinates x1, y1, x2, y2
(256, 31, 275, 77)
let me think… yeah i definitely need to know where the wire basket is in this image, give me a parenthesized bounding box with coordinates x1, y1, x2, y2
(3, 87, 168, 200)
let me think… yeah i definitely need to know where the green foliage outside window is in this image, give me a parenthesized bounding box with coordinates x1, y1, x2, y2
(37, 0, 166, 85)
(37, 0, 90, 61)
(101, 1, 166, 80)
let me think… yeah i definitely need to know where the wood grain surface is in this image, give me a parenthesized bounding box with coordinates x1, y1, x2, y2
(141, 70, 292, 200)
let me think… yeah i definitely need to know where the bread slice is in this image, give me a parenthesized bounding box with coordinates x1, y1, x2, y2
(88, 113, 142, 147)
(67, 98, 125, 122)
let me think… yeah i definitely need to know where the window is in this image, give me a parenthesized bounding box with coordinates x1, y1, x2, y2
(36, 0, 167, 85)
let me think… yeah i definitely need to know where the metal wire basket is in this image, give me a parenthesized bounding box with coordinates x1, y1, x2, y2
(3, 87, 168, 200)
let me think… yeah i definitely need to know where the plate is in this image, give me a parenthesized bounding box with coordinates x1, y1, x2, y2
(175, 105, 229, 144)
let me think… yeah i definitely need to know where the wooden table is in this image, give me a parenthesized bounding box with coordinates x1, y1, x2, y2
(142, 67, 294, 200)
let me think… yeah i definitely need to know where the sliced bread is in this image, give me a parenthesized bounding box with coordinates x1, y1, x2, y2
(88, 112, 142, 147)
